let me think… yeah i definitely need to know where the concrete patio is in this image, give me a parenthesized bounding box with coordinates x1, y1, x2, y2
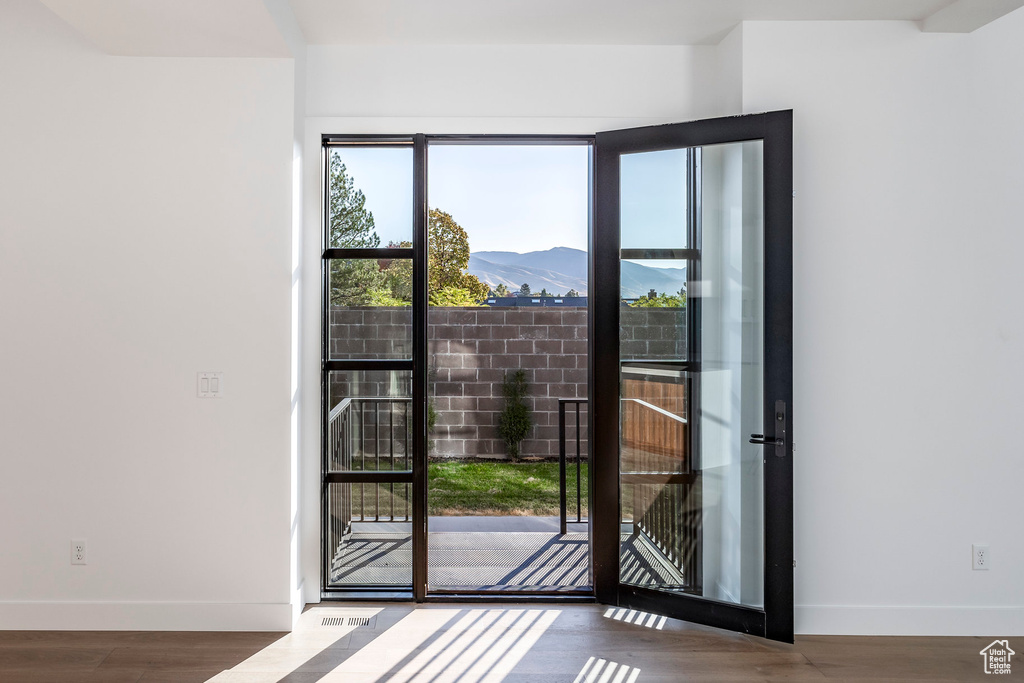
(329, 516, 687, 592)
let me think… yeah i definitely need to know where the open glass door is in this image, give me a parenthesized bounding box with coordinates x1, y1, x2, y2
(591, 112, 793, 641)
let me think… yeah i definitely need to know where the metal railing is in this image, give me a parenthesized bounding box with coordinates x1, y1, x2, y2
(620, 397, 700, 587)
(558, 399, 588, 534)
(327, 396, 412, 562)
(633, 479, 700, 585)
(332, 396, 588, 544)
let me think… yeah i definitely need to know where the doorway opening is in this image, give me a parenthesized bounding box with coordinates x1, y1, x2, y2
(320, 112, 793, 641)
(425, 141, 592, 594)
(321, 136, 602, 597)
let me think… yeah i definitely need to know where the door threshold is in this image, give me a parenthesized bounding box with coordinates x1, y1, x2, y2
(424, 593, 596, 604)
(320, 589, 595, 603)
(321, 590, 415, 601)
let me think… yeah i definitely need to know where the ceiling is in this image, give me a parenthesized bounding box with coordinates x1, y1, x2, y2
(289, 0, 1024, 46)
(35, 0, 1024, 57)
(38, 0, 292, 57)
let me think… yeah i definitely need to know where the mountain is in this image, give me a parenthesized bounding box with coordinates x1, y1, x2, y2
(468, 255, 587, 296)
(620, 261, 686, 299)
(468, 247, 686, 298)
(473, 247, 588, 282)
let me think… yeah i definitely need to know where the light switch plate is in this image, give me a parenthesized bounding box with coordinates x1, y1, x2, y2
(197, 372, 224, 398)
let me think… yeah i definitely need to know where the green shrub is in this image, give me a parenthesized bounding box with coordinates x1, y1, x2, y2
(498, 369, 532, 461)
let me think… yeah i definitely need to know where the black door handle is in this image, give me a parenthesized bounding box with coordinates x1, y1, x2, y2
(750, 434, 784, 446)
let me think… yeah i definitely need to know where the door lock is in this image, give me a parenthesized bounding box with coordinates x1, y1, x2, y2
(749, 400, 787, 457)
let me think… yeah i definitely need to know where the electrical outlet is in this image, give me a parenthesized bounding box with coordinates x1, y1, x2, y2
(973, 543, 990, 570)
(71, 539, 87, 565)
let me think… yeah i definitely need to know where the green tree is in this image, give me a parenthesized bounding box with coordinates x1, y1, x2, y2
(328, 152, 378, 250)
(428, 208, 489, 305)
(327, 152, 383, 305)
(494, 283, 510, 297)
(498, 370, 533, 461)
(566, 288, 580, 298)
(539, 287, 550, 297)
(374, 241, 413, 305)
(630, 291, 686, 308)
(430, 286, 481, 306)
(519, 283, 531, 296)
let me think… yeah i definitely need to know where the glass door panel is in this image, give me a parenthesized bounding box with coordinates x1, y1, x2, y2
(697, 140, 765, 608)
(594, 112, 792, 641)
(617, 140, 765, 608)
(620, 148, 690, 250)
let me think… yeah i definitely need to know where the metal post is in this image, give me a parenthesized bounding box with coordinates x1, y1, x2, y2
(575, 401, 582, 524)
(559, 400, 567, 535)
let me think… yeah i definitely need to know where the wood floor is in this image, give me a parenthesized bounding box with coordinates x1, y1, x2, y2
(0, 604, 998, 682)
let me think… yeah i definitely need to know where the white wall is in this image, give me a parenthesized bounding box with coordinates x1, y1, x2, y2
(741, 15, 1024, 635)
(307, 44, 725, 122)
(260, 0, 310, 627)
(0, 0, 295, 629)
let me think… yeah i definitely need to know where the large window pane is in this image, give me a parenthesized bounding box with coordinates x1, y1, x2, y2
(695, 140, 764, 608)
(327, 147, 413, 248)
(328, 371, 412, 473)
(620, 257, 687, 362)
(326, 482, 412, 588)
(329, 258, 412, 360)
(620, 148, 688, 250)
(620, 369, 690, 475)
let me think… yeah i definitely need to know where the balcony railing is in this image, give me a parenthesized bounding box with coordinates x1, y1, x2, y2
(329, 395, 588, 546)
(621, 392, 699, 589)
(327, 397, 412, 563)
(558, 399, 589, 534)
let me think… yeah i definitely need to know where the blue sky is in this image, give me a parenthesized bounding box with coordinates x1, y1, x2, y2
(332, 144, 687, 262)
(429, 145, 589, 252)
(620, 148, 688, 250)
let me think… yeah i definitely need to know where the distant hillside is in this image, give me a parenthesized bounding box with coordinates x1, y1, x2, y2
(473, 247, 588, 282)
(468, 247, 686, 299)
(468, 256, 587, 296)
(620, 261, 686, 299)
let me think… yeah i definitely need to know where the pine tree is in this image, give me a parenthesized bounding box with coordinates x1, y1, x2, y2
(498, 370, 533, 461)
(327, 152, 383, 305)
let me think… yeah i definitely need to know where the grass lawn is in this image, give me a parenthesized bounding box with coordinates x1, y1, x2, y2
(428, 460, 589, 516)
(346, 458, 589, 517)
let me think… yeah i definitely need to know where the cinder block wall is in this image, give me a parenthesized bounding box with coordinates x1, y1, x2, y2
(329, 305, 686, 459)
(428, 307, 588, 459)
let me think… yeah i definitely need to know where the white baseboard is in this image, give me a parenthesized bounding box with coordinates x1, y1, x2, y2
(291, 581, 306, 625)
(304, 581, 321, 606)
(796, 605, 1024, 636)
(0, 602, 293, 631)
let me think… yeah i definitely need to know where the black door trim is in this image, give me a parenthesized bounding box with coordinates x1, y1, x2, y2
(591, 111, 794, 642)
(321, 134, 597, 601)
